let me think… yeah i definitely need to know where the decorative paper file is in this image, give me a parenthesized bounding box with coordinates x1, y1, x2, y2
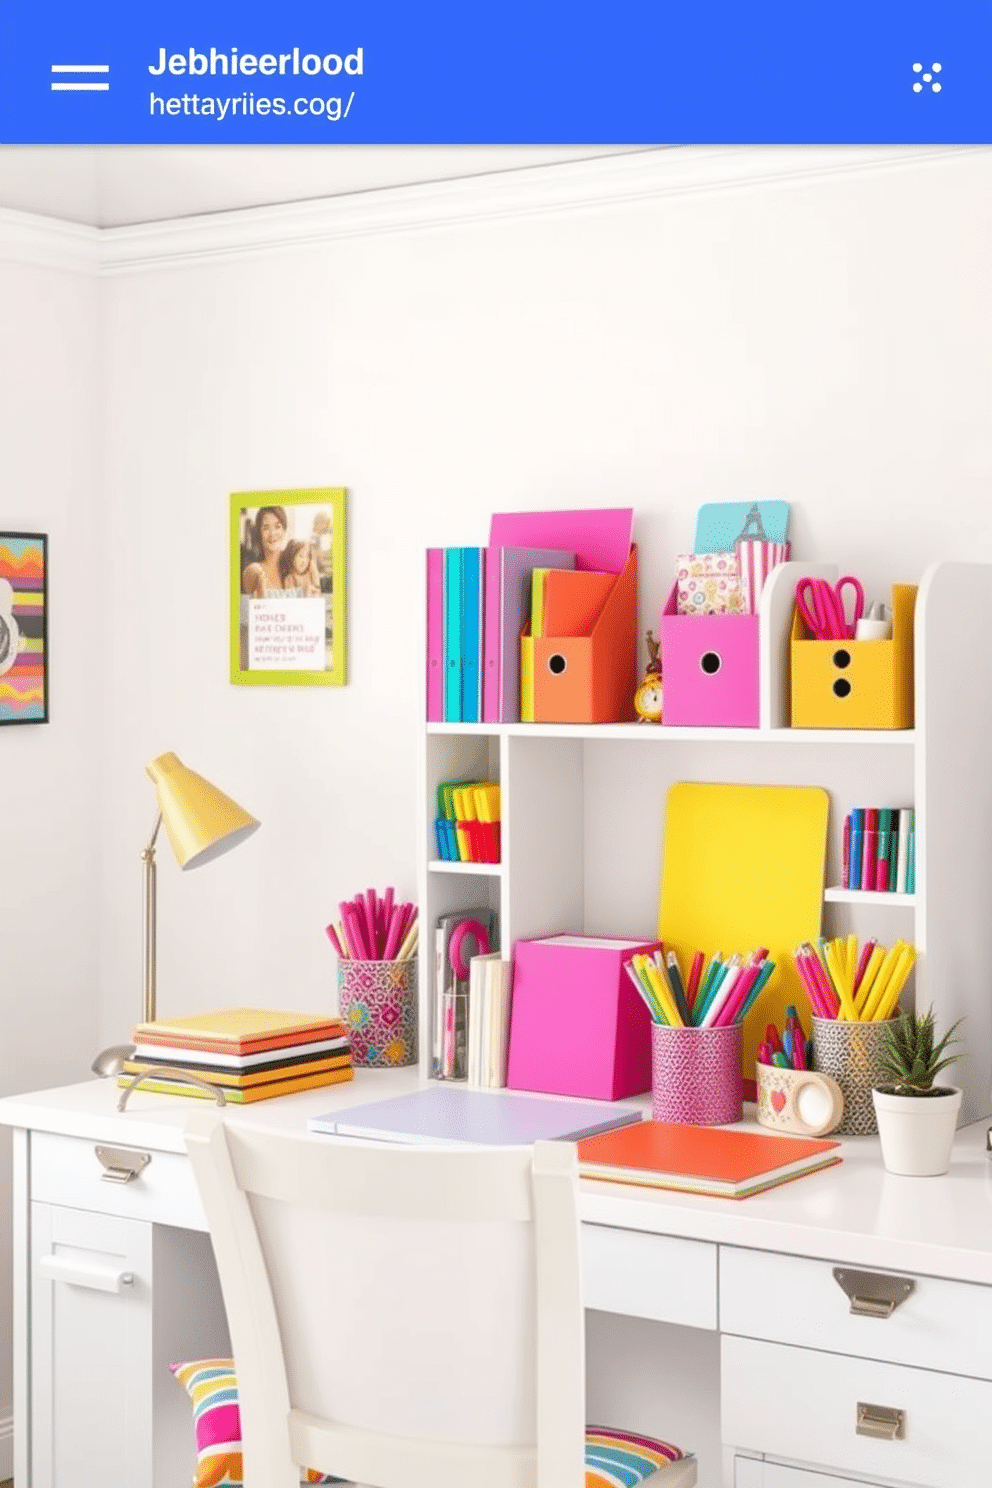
(675, 552, 745, 615)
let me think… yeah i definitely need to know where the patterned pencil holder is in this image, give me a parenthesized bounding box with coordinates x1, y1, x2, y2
(651, 1022, 743, 1126)
(337, 958, 418, 1068)
(811, 1015, 892, 1136)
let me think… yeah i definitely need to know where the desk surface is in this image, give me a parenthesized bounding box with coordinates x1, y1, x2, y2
(3, 1070, 992, 1287)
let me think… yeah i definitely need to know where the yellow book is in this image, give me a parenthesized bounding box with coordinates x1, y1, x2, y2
(531, 567, 550, 638)
(452, 785, 479, 822)
(131, 1007, 347, 1053)
(116, 1064, 354, 1104)
(473, 782, 501, 823)
(520, 624, 535, 723)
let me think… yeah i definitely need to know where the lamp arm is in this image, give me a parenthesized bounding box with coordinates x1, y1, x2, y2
(142, 812, 162, 1025)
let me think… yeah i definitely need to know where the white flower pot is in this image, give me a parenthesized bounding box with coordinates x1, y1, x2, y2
(871, 1085, 963, 1176)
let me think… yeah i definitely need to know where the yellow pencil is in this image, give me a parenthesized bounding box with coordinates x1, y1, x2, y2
(632, 955, 671, 1025)
(846, 934, 858, 991)
(874, 946, 916, 1022)
(824, 941, 858, 1021)
(643, 957, 685, 1027)
(862, 943, 902, 1022)
(853, 945, 885, 1018)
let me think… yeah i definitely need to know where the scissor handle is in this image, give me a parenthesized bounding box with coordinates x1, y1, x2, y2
(835, 576, 866, 638)
(795, 578, 840, 640)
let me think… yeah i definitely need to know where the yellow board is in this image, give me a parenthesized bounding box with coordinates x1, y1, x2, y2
(658, 783, 829, 1089)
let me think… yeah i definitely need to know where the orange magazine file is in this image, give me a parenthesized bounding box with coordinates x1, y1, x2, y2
(533, 545, 639, 724)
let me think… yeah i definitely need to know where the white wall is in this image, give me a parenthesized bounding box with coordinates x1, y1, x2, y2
(2, 143, 992, 1451)
(96, 146, 992, 1049)
(0, 255, 102, 1462)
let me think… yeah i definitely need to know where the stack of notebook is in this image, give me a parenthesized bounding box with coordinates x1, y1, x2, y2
(118, 1007, 353, 1103)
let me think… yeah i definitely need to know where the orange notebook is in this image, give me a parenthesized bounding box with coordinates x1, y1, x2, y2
(131, 1007, 347, 1054)
(577, 1121, 841, 1200)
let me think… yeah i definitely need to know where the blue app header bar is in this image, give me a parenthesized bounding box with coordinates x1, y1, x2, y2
(0, 1, 990, 145)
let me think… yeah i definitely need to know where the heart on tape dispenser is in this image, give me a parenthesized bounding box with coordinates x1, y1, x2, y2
(756, 1062, 844, 1137)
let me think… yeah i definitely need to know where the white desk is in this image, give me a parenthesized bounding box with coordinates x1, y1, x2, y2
(4, 1071, 992, 1488)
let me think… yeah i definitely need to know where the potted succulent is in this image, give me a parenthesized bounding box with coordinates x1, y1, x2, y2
(871, 1008, 964, 1176)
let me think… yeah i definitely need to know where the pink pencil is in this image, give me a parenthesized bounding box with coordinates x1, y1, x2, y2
(803, 943, 839, 1018)
(381, 901, 408, 961)
(325, 923, 345, 958)
(713, 962, 760, 1027)
(341, 901, 370, 960)
(794, 950, 827, 1017)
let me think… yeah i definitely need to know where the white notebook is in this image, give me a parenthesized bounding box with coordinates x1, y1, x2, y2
(308, 1086, 643, 1147)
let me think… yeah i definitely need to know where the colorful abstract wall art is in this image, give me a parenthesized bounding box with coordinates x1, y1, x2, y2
(0, 533, 48, 725)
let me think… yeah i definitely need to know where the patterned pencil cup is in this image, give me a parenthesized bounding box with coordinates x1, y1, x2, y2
(651, 1022, 743, 1126)
(337, 958, 418, 1068)
(811, 1016, 891, 1136)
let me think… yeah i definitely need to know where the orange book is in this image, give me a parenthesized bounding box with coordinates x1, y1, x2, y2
(577, 1121, 841, 1200)
(131, 1007, 347, 1054)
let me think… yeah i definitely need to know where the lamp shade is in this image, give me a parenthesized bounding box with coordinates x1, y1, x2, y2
(146, 752, 260, 870)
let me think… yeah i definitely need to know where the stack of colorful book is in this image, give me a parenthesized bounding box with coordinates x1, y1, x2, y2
(118, 1007, 353, 1103)
(434, 777, 501, 863)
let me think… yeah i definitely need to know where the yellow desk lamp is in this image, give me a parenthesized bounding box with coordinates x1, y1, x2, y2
(92, 752, 260, 1078)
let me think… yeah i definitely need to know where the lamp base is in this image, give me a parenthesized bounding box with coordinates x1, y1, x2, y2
(91, 1044, 136, 1079)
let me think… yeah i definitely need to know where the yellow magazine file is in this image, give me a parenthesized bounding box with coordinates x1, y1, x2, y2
(658, 783, 829, 1092)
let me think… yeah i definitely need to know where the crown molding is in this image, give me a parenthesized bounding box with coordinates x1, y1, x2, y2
(0, 207, 102, 274)
(0, 145, 986, 277)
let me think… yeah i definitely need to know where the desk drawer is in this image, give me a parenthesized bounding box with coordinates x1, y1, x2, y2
(724, 1335, 992, 1488)
(582, 1224, 717, 1328)
(30, 1131, 207, 1230)
(720, 1244, 992, 1380)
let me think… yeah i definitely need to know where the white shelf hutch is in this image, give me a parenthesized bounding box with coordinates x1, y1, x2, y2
(417, 560, 992, 1124)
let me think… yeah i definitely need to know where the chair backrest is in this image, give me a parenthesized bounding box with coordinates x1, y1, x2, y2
(184, 1113, 586, 1488)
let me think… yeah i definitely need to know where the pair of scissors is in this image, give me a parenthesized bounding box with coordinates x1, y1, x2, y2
(795, 576, 865, 640)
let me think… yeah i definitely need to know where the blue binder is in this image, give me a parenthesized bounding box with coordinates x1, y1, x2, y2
(460, 546, 484, 723)
(443, 547, 463, 722)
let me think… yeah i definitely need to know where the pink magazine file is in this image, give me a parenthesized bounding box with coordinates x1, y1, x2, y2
(488, 508, 633, 577)
(660, 581, 760, 728)
(426, 548, 444, 722)
(505, 933, 660, 1101)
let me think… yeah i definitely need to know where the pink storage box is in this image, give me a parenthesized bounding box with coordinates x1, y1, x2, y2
(505, 933, 659, 1100)
(660, 581, 760, 728)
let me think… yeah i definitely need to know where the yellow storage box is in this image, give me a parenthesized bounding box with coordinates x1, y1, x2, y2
(790, 583, 916, 730)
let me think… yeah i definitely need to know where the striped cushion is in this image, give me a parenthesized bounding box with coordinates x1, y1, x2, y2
(170, 1358, 346, 1487)
(585, 1426, 690, 1487)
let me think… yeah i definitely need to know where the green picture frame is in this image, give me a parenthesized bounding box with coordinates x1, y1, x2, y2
(230, 487, 347, 686)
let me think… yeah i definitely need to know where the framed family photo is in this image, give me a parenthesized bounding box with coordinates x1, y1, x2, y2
(0, 532, 48, 725)
(230, 487, 347, 686)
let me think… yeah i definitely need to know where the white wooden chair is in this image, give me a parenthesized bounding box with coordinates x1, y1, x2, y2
(183, 1114, 697, 1488)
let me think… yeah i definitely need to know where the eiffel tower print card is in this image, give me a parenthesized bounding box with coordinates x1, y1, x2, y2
(694, 500, 790, 553)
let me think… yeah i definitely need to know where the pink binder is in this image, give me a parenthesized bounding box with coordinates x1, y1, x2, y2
(426, 548, 444, 722)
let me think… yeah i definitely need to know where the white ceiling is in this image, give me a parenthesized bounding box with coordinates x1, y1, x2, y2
(0, 144, 643, 228)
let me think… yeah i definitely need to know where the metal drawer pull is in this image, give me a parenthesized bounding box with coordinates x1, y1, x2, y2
(95, 1144, 152, 1184)
(833, 1266, 915, 1317)
(116, 1066, 226, 1111)
(38, 1255, 135, 1293)
(857, 1402, 905, 1440)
